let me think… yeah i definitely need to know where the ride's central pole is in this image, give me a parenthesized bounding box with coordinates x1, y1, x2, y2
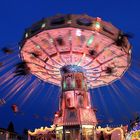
(54, 65, 97, 140)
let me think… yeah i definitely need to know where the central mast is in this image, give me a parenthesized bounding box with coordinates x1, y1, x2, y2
(54, 65, 97, 140)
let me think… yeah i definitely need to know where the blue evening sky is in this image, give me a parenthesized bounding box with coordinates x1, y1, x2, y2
(0, 0, 140, 134)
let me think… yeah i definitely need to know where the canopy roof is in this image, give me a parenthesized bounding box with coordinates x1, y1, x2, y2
(20, 14, 131, 88)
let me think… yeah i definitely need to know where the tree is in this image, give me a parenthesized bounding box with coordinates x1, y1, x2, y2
(7, 121, 15, 132)
(23, 128, 28, 136)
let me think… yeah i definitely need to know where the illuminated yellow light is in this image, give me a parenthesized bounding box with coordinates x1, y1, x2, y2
(65, 131, 70, 134)
(132, 130, 140, 139)
(82, 125, 94, 129)
(28, 125, 55, 136)
(56, 126, 63, 131)
(95, 22, 101, 30)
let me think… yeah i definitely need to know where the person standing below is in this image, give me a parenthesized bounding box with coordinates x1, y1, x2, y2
(100, 131, 104, 140)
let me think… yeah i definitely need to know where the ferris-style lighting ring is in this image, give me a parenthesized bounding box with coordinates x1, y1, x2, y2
(20, 14, 131, 88)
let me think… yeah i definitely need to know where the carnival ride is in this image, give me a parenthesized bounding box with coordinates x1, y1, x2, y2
(19, 14, 131, 140)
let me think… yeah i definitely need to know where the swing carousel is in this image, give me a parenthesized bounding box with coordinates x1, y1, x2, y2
(20, 14, 131, 140)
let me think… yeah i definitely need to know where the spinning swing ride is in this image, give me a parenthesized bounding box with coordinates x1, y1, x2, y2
(19, 14, 131, 140)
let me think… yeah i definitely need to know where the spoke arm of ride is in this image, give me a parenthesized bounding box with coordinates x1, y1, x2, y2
(45, 32, 66, 65)
(85, 54, 127, 71)
(30, 39, 62, 67)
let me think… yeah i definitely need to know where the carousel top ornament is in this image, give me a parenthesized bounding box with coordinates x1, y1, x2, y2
(20, 14, 131, 88)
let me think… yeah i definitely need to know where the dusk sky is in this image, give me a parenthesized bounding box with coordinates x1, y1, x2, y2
(0, 0, 140, 134)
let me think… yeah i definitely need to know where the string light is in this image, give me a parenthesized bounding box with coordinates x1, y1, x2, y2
(93, 17, 101, 31)
(41, 23, 46, 28)
(87, 35, 94, 47)
(25, 33, 28, 38)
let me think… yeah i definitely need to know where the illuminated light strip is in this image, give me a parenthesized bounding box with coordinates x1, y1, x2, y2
(28, 125, 56, 136)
